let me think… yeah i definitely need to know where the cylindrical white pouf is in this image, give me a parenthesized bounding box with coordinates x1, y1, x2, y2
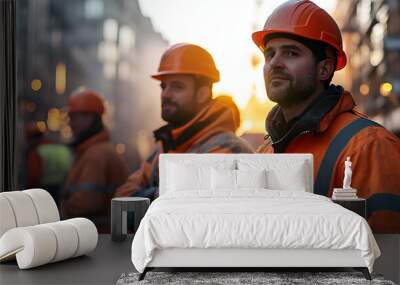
(0, 191, 39, 227)
(24, 189, 60, 223)
(0, 196, 17, 237)
(0, 226, 57, 269)
(42, 221, 79, 262)
(65, 218, 98, 257)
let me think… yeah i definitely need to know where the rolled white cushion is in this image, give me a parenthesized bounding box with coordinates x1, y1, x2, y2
(42, 221, 79, 262)
(0, 218, 98, 269)
(23, 189, 60, 223)
(0, 191, 39, 227)
(0, 189, 60, 239)
(0, 196, 17, 237)
(65, 218, 98, 257)
(0, 226, 57, 269)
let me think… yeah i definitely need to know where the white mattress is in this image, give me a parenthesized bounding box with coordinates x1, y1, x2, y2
(131, 190, 380, 273)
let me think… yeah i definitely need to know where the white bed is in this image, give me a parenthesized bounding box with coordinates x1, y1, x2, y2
(131, 154, 380, 280)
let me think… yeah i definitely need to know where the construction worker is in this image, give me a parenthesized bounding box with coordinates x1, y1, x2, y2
(253, 0, 400, 233)
(115, 43, 253, 199)
(60, 89, 129, 233)
(24, 122, 72, 205)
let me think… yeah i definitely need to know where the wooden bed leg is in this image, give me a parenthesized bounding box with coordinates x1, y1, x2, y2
(354, 267, 371, 280)
(138, 268, 148, 281)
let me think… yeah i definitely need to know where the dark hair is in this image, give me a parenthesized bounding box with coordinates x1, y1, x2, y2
(264, 33, 337, 88)
(322, 46, 337, 88)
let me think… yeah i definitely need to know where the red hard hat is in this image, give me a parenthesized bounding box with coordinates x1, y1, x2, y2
(252, 0, 347, 70)
(151, 43, 220, 82)
(67, 89, 105, 114)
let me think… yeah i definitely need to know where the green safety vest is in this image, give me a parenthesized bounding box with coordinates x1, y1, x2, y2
(37, 144, 72, 186)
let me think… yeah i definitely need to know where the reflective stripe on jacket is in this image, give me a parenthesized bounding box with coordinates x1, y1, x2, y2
(257, 86, 400, 233)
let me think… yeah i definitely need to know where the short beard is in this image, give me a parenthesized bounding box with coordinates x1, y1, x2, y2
(162, 108, 197, 127)
(161, 98, 199, 128)
(266, 67, 317, 108)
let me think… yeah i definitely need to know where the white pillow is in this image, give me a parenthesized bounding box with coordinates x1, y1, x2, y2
(211, 169, 268, 190)
(167, 163, 212, 191)
(211, 168, 236, 190)
(266, 163, 306, 191)
(236, 169, 267, 189)
(238, 159, 307, 191)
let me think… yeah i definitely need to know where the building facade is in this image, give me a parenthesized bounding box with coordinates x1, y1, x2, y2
(333, 0, 400, 137)
(16, 0, 169, 187)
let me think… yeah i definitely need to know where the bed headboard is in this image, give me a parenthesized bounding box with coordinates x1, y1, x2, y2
(159, 153, 313, 195)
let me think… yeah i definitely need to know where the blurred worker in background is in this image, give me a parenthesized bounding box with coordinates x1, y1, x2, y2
(115, 43, 253, 199)
(60, 88, 129, 233)
(24, 122, 72, 205)
(253, 0, 400, 233)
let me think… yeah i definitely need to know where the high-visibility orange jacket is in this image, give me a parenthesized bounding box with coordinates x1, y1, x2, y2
(114, 99, 254, 198)
(60, 130, 128, 233)
(257, 85, 400, 233)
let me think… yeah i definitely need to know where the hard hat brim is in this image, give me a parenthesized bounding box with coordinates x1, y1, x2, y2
(151, 70, 220, 83)
(252, 30, 347, 71)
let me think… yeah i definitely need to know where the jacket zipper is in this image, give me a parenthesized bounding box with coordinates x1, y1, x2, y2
(270, 127, 313, 146)
(266, 129, 314, 152)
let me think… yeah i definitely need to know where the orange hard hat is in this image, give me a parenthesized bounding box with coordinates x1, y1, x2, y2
(151, 43, 220, 82)
(252, 0, 347, 70)
(67, 89, 105, 114)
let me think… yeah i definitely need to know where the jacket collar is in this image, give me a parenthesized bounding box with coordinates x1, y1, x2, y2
(265, 85, 355, 152)
(154, 99, 237, 152)
(75, 130, 110, 157)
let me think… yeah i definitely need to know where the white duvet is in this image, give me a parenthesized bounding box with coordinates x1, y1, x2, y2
(131, 190, 380, 273)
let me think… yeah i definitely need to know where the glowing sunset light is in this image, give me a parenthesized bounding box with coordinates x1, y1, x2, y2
(139, 0, 337, 130)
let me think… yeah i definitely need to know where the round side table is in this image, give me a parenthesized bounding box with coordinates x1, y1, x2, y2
(111, 197, 150, 242)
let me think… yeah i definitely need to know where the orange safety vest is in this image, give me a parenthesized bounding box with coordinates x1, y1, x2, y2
(258, 86, 400, 233)
(114, 99, 254, 198)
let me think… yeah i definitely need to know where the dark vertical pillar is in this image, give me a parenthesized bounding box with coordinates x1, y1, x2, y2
(0, 0, 17, 192)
